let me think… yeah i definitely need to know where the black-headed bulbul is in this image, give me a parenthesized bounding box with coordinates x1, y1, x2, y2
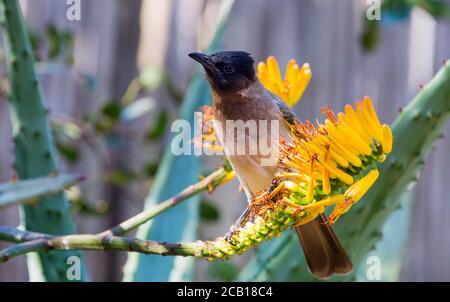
(189, 51, 352, 279)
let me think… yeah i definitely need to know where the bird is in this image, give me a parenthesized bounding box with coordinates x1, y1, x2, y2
(189, 50, 353, 279)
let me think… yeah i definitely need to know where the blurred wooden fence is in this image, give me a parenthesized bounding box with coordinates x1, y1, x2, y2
(0, 0, 449, 281)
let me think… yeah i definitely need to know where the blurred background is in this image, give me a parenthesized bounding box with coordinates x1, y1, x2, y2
(0, 0, 449, 281)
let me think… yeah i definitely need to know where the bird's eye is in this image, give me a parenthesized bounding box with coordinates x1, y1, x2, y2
(223, 64, 234, 73)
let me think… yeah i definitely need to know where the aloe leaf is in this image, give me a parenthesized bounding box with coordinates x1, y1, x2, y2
(122, 0, 236, 281)
(0, 174, 83, 210)
(355, 190, 412, 281)
(0, 0, 88, 281)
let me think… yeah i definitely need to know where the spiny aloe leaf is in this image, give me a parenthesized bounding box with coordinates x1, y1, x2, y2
(238, 60, 450, 282)
(122, 0, 236, 282)
(355, 190, 412, 281)
(0, 0, 88, 281)
(0, 174, 83, 210)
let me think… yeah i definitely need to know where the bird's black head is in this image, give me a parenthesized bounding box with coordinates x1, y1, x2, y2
(188, 51, 256, 92)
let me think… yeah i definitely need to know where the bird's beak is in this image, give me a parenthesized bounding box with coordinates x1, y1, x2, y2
(188, 52, 214, 70)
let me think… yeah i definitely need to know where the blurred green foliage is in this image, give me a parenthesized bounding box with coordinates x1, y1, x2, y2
(139, 66, 165, 91)
(361, 0, 449, 52)
(200, 199, 220, 222)
(146, 110, 169, 140)
(46, 24, 75, 64)
(208, 261, 239, 282)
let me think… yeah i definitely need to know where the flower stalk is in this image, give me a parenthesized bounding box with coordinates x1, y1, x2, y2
(0, 228, 202, 262)
(103, 166, 234, 236)
(0, 165, 235, 262)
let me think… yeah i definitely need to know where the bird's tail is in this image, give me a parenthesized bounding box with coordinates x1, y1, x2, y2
(296, 214, 353, 279)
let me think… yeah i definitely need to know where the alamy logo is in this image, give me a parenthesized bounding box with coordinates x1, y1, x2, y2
(170, 112, 281, 166)
(66, 256, 81, 281)
(366, 255, 382, 281)
(366, 0, 381, 21)
(66, 0, 81, 21)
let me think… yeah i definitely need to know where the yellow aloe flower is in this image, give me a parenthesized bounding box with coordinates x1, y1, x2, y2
(257, 56, 312, 107)
(327, 169, 379, 224)
(249, 97, 392, 224)
(193, 106, 225, 153)
(279, 96, 392, 201)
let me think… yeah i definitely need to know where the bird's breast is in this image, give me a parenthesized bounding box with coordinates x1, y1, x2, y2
(211, 92, 292, 199)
